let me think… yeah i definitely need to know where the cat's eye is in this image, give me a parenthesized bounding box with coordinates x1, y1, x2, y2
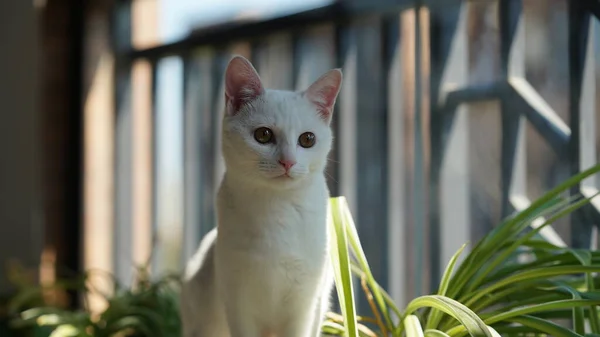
(298, 132, 316, 148)
(254, 127, 274, 144)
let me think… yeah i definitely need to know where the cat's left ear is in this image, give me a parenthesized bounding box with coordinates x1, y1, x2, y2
(303, 69, 343, 124)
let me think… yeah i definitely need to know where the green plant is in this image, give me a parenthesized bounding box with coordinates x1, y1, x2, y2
(324, 163, 600, 337)
(7, 265, 181, 337)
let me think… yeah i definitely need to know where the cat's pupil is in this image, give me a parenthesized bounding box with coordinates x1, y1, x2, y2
(298, 132, 316, 148)
(254, 127, 274, 144)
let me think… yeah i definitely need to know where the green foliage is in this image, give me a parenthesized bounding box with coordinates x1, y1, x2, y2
(7, 266, 181, 337)
(324, 163, 600, 337)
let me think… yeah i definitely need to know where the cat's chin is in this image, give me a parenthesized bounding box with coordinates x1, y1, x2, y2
(271, 174, 297, 183)
(265, 173, 307, 188)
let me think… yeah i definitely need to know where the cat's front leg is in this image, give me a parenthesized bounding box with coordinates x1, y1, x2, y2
(217, 260, 264, 337)
(222, 302, 263, 337)
(280, 310, 314, 337)
(309, 268, 334, 337)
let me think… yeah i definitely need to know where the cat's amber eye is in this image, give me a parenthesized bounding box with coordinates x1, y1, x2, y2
(254, 127, 274, 144)
(298, 132, 316, 148)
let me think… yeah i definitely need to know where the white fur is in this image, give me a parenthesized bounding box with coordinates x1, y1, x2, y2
(180, 58, 341, 337)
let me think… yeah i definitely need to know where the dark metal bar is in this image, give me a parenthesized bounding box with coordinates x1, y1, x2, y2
(508, 82, 570, 155)
(498, 0, 521, 218)
(354, 16, 389, 313)
(112, 0, 134, 286)
(426, 0, 462, 294)
(182, 53, 203, 263)
(126, 4, 350, 61)
(568, 0, 593, 249)
(499, 100, 520, 218)
(444, 81, 509, 110)
(330, 23, 350, 200)
(498, 0, 521, 72)
(413, 0, 427, 294)
(64, 0, 85, 308)
(203, 50, 228, 232)
(149, 59, 159, 270)
(192, 51, 216, 240)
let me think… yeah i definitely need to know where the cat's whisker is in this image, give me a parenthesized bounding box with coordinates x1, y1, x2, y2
(324, 170, 338, 184)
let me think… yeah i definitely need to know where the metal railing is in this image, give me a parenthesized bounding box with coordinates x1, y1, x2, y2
(111, 0, 600, 311)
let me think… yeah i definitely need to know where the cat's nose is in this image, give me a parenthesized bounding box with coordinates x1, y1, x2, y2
(278, 159, 296, 171)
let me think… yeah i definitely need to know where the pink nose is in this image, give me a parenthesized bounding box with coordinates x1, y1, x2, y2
(278, 159, 296, 171)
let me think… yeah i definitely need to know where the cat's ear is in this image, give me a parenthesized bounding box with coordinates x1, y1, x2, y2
(224, 55, 264, 116)
(303, 69, 343, 124)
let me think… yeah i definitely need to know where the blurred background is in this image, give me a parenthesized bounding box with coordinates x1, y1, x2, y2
(1, 0, 599, 330)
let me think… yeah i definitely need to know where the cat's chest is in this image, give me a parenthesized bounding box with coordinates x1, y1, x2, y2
(219, 195, 328, 259)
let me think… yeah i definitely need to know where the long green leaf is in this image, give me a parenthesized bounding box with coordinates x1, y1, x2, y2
(425, 329, 451, 337)
(492, 298, 600, 324)
(405, 315, 425, 337)
(339, 197, 394, 331)
(404, 295, 492, 337)
(505, 315, 584, 337)
(566, 249, 600, 333)
(464, 265, 600, 307)
(426, 244, 467, 330)
(329, 197, 359, 337)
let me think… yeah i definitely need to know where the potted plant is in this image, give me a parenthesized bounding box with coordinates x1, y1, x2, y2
(324, 164, 600, 337)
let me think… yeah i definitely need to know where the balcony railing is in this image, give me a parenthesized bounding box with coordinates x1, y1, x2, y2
(109, 0, 600, 313)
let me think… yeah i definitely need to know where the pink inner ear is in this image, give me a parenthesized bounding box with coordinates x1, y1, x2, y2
(304, 69, 343, 122)
(225, 56, 264, 115)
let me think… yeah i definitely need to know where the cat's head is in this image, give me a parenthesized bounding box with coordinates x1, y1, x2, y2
(221, 55, 342, 189)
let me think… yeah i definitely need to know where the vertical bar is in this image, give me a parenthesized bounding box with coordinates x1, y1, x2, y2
(427, 0, 469, 291)
(398, 7, 419, 301)
(182, 54, 200, 263)
(568, 0, 593, 249)
(499, 0, 522, 218)
(182, 48, 216, 261)
(413, 4, 426, 292)
(131, 59, 154, 268)
(66, 0, 85, 305)
(420, 7, 432, 295)
(113, 0, 133, 287)
(337, 25, 358, 215)
(114, 67, 133, 285)
(385, 14, 407, 307)
(197, 49, 217, 239)
(152, 56, 185, 276)
(150, 59, 158, 271)
(336, 23, 360, 312)
(354, 16, 389, 313)
(577, 20, 597, 190)
(413, 4, 434, 293)
(82, 2, 116, 314)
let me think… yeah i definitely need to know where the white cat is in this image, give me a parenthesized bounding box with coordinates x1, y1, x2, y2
(180, 55, 343, 337)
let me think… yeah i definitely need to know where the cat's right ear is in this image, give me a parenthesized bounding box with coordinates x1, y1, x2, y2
(224, 55, 264, 116)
